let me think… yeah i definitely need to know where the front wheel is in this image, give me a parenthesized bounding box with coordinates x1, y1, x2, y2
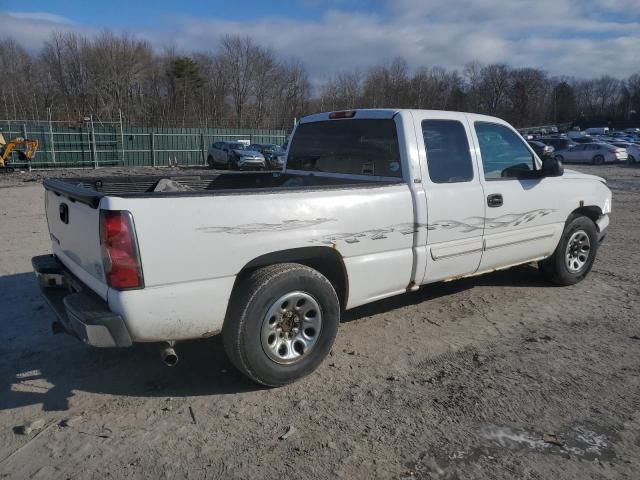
(223, 263, 340, 386)
(539, 215, 599, 286)
(592, 154, 604, 165)
(628, 155, 636, 164)
(555, 154, 564, 163)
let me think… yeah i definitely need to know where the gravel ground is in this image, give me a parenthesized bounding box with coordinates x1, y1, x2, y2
(1, 164, 639, 479)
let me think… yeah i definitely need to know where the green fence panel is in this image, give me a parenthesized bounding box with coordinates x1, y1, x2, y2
(0, 122, 288, 169)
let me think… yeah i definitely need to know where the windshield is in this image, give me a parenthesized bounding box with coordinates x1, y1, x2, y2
(287, 119, 402, 177)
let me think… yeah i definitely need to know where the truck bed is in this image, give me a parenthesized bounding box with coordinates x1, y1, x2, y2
(43, 171, 399, 208)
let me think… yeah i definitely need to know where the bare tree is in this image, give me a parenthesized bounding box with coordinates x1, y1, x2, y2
(219, 35, 259, 128)
(3, 31, 638, 129)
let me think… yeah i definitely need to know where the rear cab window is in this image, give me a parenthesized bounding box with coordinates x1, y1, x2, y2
(422, 120, 474, 183)
(287, 119, 403, 178)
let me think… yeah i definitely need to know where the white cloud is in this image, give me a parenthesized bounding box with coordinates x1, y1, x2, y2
(0, 12, 94, 50)
(6, 11, 74, 24)
(2, 1, 639, 82)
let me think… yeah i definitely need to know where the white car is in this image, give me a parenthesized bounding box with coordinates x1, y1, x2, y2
(585, 127, 610, 136)
(554, 142, 628, 164)
(610, 142, 640, 164)
(207, 141, 266, 170)
(33, 109, 612, 386)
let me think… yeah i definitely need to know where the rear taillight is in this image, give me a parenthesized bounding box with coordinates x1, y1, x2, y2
(100, 210, 144, 289)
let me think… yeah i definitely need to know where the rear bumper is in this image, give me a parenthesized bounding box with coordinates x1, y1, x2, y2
(32, 255, 132, 347)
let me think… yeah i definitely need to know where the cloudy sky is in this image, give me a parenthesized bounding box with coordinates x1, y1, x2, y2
(2, 0, 639, 82)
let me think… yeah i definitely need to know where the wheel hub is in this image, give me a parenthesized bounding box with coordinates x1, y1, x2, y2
(261, 291, 322, 365)
(279, 311, 299, 333)
(565, 230, 591, 273)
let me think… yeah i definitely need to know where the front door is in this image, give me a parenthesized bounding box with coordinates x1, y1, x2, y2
(415, 112, 486, 283)
(469, 119, 565, 272)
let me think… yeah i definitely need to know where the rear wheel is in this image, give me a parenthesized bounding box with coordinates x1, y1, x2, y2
(592, 154, 604, 165)
(554, 154, 564, 163)
(539, 215, 599, 286)
(223, 263, 340, 386)
(207, 155, 214, 168)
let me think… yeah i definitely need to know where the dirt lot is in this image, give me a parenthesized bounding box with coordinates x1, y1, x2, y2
(1, 165, 639, 479)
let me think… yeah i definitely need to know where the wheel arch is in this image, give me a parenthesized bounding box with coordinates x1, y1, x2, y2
(235, 247, 349, 309)
(569, 205, 602, 225)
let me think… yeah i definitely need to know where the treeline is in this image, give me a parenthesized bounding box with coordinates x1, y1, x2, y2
(318, 59, 640, 128)
(0, 33, 309, 129)
(1, 32, 639, 129)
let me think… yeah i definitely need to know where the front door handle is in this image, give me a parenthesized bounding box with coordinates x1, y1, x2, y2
(487, 194, 503, 208)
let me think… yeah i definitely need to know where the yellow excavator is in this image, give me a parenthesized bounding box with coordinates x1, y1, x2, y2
(0, 132, 39, 172)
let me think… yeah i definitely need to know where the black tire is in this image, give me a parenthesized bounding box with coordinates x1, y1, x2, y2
(628, 155, 636, 164)
(539, 215, 599, 286)
(592, 154, 604, 165)
(554, 154, 564, 163)
(223, 263, 340, 387)
(207, 155, 214, 168)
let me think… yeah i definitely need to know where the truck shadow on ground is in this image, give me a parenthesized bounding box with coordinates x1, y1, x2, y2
(343, 264, 547, 322)
(0, 265, 547, 412)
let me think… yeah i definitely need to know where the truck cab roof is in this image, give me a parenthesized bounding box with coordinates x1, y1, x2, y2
(299, 109, 511, 127)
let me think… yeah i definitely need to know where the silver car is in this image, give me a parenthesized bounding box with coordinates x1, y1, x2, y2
(554, 142, 628, 165)
(610, 142, 640, 164)
(207, 141, 266, 170)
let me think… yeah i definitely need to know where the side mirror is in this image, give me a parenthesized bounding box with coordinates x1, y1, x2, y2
(540, 156, 563, 177)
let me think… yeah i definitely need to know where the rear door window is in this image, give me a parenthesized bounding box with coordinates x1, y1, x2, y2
(422, 120, 474, 183)
(287, 119, 402, 177)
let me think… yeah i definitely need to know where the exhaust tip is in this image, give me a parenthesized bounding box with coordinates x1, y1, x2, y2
(164, 352, 179, 367)
(160, 343, 179, 366)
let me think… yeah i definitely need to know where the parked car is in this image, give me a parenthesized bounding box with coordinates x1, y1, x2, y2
(610, 142, 640, 163)
(585, 127, 610, 135)
(33, 109, 612, 386)
(540, 137, 577, 152)
(207, 141, 266, 170)
(572, 136, 595, 144)
(554, 143, 628, 164)
(527, 140, 554, 158)
(567, 130, 587, 140)
(249, 144, 287, 169)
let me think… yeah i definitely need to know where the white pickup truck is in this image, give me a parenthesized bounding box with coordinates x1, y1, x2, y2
(33, 109, 612, 386)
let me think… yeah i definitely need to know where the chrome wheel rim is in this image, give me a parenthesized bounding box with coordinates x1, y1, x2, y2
(565, 230, 591, 273)
(261, 291, 322, 365)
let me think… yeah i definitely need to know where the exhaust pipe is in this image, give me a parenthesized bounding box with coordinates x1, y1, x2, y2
(160, 342, 179, 367)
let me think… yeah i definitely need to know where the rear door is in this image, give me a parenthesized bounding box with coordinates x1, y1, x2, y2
(469, 119, 565, 272)
(45, 189, 108, 298)
(413, 112, 485, 283)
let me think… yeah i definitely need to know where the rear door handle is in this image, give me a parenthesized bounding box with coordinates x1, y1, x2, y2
(487, 194, 503, 208)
